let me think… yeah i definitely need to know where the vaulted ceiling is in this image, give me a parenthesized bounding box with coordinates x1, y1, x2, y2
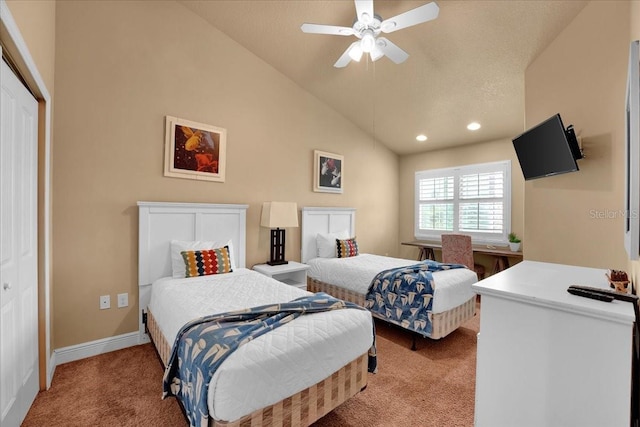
(180, 0, 587, 155)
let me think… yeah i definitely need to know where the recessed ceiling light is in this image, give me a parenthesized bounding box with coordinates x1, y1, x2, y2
(416, 134, 428, 142)
(467, 122, 481, 131)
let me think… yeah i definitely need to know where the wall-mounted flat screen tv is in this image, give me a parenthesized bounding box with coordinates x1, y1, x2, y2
(512, 113, 582, 180)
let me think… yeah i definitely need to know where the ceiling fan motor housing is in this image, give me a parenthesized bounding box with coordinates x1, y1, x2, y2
(352, 14, 383, 39)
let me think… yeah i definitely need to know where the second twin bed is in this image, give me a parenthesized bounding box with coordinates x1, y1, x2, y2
(301, 207, 478, 342)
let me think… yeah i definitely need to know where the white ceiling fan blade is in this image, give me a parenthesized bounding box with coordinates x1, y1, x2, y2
(334, 42, 361, 68)
(375, 37, 409, 64)
(354, 0, 375, 25)
(301, 23, 355, 36)
(380, 2, 439, 34)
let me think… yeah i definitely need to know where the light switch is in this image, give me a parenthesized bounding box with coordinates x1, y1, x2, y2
(117, 293, 128, 308)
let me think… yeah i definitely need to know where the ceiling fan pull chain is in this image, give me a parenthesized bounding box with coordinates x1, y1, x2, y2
(372, 62, 377, 150)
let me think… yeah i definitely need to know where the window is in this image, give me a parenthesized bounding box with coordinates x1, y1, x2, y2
(415, 161, 511, 244)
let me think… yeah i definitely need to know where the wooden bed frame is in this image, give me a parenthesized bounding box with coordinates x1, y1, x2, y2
(146, 309, 367, 427)
(138, 202, 368, 426)
(301, 207, 477, 342)
(307, 278, 476, 340)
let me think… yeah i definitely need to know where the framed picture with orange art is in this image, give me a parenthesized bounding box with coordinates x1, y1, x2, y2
(164, 116, 227, 182)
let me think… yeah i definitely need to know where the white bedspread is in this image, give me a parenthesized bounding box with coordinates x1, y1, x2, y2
(149, 268, 373, 422)
(307, 254, 477, 313)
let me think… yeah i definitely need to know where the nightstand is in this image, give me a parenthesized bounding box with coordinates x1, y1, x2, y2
(253, 261, 310, 291)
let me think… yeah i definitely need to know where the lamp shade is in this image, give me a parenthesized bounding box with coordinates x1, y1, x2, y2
(260, 202, 298, 228)
(348, 43, 364, 62)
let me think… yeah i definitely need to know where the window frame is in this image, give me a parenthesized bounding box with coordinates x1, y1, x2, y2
(414, 160, 512, 245)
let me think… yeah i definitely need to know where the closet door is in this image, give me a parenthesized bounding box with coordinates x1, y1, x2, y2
(0, 58, 39, 426)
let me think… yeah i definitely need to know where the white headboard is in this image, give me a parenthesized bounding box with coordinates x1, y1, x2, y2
(137, 201, 248, 342)
(301, 207, 356, 263)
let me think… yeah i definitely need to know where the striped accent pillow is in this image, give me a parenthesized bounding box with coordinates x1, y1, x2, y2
(181, 246, 233, 278)
(336, 238, 359, 258)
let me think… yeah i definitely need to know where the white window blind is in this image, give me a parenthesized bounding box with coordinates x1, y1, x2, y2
(414, 161, 511, 244)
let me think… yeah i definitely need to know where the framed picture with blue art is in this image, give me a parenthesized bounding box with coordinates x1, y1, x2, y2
(313, 150, 343, 193)
(164, 116, 227, 182)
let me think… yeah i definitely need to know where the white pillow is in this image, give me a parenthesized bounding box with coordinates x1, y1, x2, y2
(170, 239, 236, 278)
(316, 230, 349, 258)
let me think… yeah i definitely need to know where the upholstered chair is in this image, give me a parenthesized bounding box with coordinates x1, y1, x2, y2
(441, 233, 486, 280)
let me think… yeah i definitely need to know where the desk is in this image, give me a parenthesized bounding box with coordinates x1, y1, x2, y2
(401, 240, 523, 274)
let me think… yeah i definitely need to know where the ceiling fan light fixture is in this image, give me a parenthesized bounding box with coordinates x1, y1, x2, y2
(467, 122, 481, 131)
(416, 134, 428, 142)
(360, 32, 376, 53)
(348, 43, 364, 62)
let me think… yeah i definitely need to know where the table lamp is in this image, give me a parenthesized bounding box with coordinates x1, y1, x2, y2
(260, 202, 298, 265)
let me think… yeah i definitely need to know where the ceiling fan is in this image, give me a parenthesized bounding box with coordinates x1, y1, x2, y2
(301, 0, 439, 68)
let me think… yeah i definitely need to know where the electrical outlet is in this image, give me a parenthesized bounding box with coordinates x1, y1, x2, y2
(117, 292, 128, 308)
(99, 295, 110, 310)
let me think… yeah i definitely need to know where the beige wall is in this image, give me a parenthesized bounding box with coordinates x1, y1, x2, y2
(398, 1, 631, 274)
(398, 138, 525, 272)
(524, 1, 630, 270)
(633, 1, 640, 40)
(52, 1, 399, 348)
(4, 0, 55, 93)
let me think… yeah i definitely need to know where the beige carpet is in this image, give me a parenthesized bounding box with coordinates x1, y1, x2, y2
(23, 307, 479, 426)
(315, 308, 479, 427)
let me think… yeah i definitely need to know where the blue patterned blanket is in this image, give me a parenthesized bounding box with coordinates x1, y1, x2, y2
(162, 292, 376, 427)
(364, 260, 466, 337)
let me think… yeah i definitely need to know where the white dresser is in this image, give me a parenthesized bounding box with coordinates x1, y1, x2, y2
(473, 261, 636, 427)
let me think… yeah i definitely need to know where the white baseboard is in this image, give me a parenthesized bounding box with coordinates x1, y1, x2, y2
(53, 332, 141, 366)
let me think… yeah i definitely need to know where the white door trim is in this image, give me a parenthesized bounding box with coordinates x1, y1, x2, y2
(1, 0, 53, 388)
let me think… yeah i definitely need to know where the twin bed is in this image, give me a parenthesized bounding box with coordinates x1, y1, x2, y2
(138, 202, 374, 427)
(138, 202, 477, 426)
(301, 207, 478, 342)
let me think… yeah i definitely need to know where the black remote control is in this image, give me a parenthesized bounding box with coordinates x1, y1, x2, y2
(567, 287, 614, 302)
(568, 285, 638, 303)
